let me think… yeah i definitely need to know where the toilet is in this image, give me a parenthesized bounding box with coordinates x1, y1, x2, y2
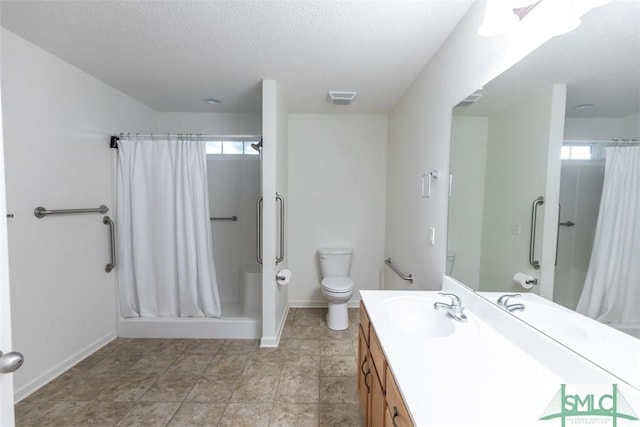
(318, 248, 354, 330)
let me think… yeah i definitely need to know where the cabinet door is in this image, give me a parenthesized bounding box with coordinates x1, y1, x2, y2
(370, 362, 385, 427)
(369, 326, 386, 427)
(357, 327, 371, 424)
(360, 302, 371, 344)
(369, 328, 386, 389)
(385, 367, 414, 427)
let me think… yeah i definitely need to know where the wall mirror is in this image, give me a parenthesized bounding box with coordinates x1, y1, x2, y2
(447, 0, 640, 389)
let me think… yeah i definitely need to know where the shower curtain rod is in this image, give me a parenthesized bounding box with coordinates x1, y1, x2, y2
(609, 139, 639, 146)
(565, 138, 639, 145)
(110, 134, 262, 149)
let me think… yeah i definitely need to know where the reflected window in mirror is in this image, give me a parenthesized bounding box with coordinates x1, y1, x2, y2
(561, 145, 591, 160)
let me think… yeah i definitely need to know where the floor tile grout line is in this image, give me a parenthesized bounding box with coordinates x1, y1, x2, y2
(15, 309, 363, 427)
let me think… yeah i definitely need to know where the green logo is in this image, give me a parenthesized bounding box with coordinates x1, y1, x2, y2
(540, 384, 638, 426)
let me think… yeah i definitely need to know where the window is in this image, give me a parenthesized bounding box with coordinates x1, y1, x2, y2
(222, 140, 244, 154)
(561, 145, 592, 160)
(205, 141, 222, 154)
(205, 139, 260, 156)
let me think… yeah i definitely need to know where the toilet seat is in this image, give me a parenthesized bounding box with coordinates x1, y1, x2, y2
(321, 277, 354, 293)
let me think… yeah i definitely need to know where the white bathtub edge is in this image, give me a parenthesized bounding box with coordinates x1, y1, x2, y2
(117, 317, 261, 339)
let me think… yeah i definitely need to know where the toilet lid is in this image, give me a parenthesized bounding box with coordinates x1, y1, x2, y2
(322, 277, 354, 293)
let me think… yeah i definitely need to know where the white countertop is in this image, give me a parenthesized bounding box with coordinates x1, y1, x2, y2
(478, 291, 640, 390)
(360, 280, 640, 426)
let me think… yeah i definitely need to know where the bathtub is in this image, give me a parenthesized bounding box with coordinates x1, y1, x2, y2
(117, 263, 262, 339)
(117, 316, 261, 339)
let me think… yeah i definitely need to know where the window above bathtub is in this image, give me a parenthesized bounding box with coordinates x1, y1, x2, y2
(561, 144, 591, 160)
(205, 139, 260, 156)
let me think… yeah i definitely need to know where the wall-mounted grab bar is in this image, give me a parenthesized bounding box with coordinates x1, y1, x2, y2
(256, 196, 263, 264)
(385, 258, 413, 283)
(103, 216, 115, 273)
(276, 194, 285, 264)
(34, 205, 109, 218)
(255, 195, 285, 265)
(210, 216, 238, 221)
(529, 196, 544, 270)
(555, 204, 561, 267)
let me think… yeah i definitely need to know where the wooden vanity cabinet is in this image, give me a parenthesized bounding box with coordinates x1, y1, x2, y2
(385, 368, 413, 427)
(358, 302, 414, 427)
(358, 326, 370, 425)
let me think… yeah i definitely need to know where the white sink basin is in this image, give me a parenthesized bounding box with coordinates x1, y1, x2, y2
(380, 296, 459, 338)
(512, 303, 589, 341)
(480, 293, 591, 342)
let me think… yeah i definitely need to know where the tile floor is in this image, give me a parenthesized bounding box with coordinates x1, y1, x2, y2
(14, 308, 364, 427)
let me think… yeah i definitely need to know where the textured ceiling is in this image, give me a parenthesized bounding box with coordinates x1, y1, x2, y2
(0, 0, 474, 114)
(454, 0, 640, 119)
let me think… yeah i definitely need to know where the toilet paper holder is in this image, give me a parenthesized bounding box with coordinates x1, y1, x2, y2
(276, 269, 292, 286)
(513, 272, 538, 290)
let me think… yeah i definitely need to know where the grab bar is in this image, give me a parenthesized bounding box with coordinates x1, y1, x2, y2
(34, 205, 109, 218)
(210, 216, 238, 221)
(529, 196, 544, 270)
(276, 194, 285, 264)
(256, 196, 263, 264)
(555, 203, 576, 266)
(385, 258, 413, 283)
(103, 216, 115, 273)
(555, 204, 561, 267)
(254, 195, 284, 265)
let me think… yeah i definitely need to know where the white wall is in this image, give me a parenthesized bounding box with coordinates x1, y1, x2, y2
(288, 114, 387, 305)
(385, 0, 570, 290)
(155, 112, 261, 135)
(448, 115, 489, 289)
(260, 80, 289, 346)
(620, 113, 640, 138)
(274, 82, 289, 337)
(565, 114, 640, 141)
(564, 117, 624, 141)
(206, 155, 260, 310)
(479, 85, 566, 293)
(1, 29, 156, 400)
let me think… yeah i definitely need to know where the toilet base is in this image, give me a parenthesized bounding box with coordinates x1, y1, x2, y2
(326, 302, 349, 330)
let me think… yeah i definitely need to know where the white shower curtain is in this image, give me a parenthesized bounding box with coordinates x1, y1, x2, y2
(116, 135, 221, 318)
(576, 145, 640, 324)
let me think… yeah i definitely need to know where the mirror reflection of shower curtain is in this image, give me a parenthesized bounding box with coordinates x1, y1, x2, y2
(577, 145, 640, 324)
(116, 135, 221, 318)
(553, 160, 604, 310)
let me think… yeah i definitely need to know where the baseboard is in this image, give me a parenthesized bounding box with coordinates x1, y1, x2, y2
(14, 331, 117, 403)
(289, 299, 361, 309)
(260, 305, 290, 347)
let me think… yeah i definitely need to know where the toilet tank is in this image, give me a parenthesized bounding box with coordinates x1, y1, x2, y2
(318, 248, 352, 277)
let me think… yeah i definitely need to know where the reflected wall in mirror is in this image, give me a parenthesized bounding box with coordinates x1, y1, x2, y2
(447, 0, 640, 387)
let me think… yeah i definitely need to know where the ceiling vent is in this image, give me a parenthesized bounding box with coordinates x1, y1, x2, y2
(327, 91, 357, 105)
(455, 88, 483, 108)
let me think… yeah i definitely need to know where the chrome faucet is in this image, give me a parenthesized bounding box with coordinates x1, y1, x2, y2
(434, 292, 467, 322)
(497, 293, 526, 312)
